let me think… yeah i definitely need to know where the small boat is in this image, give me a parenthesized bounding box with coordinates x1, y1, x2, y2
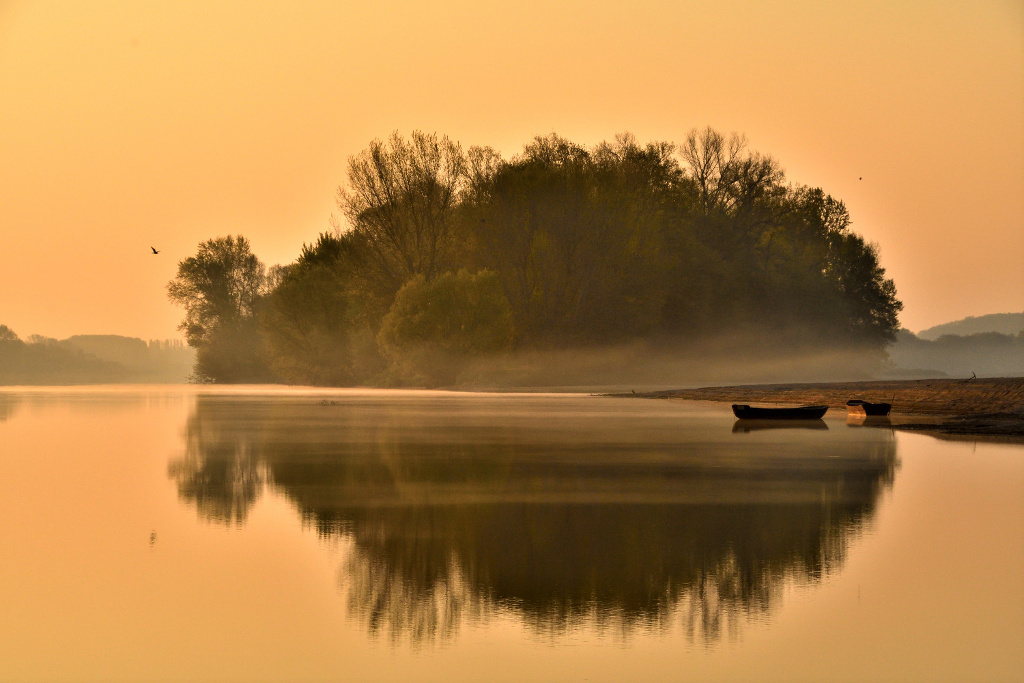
(845, 399, 891, 417)
(732, 404, 828, 420)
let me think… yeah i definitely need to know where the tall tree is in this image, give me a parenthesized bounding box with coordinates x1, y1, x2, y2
(824, 232, 903, 344)
(465, 134, 675, 344)
(167, 235, 271, 382)
(378, 269, 514, 385)
(338, 131, 467, 298)
(260, 232, 385, 385)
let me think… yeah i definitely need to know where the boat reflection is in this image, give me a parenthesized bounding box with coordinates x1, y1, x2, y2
(732, 418, 829, 432)
(169, 395, 898, 643)
(846, 415, 894, 429)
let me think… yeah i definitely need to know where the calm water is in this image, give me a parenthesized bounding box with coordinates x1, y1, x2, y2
(0, 387, 1021, 682)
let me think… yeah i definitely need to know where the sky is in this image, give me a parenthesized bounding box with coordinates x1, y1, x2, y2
(1, 0, 1021, 340)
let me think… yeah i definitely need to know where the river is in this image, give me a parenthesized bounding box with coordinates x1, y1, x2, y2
(0, 387, 1021, 682)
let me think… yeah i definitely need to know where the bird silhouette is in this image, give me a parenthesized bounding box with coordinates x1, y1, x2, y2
(151, 246, 160, 254)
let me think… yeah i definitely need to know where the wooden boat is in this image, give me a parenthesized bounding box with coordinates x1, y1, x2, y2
(846, 399, 891, 417)
(731, 404, 828, 420)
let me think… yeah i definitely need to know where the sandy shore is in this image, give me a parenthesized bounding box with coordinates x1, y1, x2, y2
(620, 377, 1024, 440)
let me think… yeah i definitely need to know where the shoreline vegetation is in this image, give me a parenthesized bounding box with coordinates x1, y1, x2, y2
(6, 131, 1018, 388)
(166, 129, 905, 387)
(615, 377, 1024, 439)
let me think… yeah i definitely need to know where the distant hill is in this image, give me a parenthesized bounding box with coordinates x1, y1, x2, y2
(918, 312, 1024, 340)
(0, 328, 195, 385)
(0, 337, 131, 385)
(886, 329, 1023, 378)
(63, 335, 195, 382)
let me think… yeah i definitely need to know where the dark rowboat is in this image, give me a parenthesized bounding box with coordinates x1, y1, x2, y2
(731, 404, 828, 420)
(846, 399, 892, 417)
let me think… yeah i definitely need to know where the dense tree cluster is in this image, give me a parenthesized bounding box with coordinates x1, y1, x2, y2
(168, 129, 902, 385)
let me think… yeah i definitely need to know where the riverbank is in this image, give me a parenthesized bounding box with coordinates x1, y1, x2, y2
(619, 377, 1024, 439)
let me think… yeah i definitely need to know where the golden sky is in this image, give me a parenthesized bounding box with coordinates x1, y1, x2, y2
(1, 0, 1021, 340)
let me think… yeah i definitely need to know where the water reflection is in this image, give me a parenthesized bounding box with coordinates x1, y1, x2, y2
(846, 414, 894, 429)
(0, 392, 21, 422)
(169, 395, 897, 643)
(732, 418, 829, 432)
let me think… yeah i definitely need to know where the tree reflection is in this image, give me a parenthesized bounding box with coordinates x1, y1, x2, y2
(0, 393, 21, 423)
(168, 400, 264, 525)
(169, 396, 897, 642)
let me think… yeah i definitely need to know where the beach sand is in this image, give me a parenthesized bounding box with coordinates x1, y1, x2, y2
(621, 377, 1024, 440)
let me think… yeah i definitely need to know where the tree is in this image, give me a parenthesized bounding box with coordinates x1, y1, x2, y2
(676, 127, 786, 261)
(824, 232, 903, 344)
(668, 128, 822, 335)
(465, 134, 674, 344)
(261, 232, 385, 385)
(678, 126, 747, 215)
(167, 235, 271, 382)
(170, 131, 904, 386)
(338, 131, 467, 297)
(378, 269, 514, 385)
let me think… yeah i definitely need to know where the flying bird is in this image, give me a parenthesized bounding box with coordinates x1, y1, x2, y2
(151, 246, 160, 254)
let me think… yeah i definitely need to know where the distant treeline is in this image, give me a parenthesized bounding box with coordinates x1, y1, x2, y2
(887, 329, 1024, 378)
(168, 129, 903, 386)
(0, 326, 194, 384)
(916, 312, 1024, 341)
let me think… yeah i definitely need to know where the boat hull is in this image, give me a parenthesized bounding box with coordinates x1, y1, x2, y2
(731, 404, 829, 420)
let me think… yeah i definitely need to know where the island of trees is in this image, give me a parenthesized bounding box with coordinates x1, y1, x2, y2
(167, 128, 903, 386)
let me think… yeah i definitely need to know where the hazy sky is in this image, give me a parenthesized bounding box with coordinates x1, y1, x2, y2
(1, 0, 1021, 340)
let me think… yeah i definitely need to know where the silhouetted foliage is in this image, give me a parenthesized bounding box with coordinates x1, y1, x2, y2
(338, 131, 467, 296)
(167, 235, 273, 382)
(465, 134, 675, 344)
(378, 269, 514, 384)
(169, 129, 904, 386)
(261, 232, 385, 385)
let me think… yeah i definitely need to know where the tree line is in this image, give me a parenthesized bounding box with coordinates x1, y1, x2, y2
(888, 329, 1024, 378)
(168, 128, 903, 385)
(0, 325, 194, 384)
